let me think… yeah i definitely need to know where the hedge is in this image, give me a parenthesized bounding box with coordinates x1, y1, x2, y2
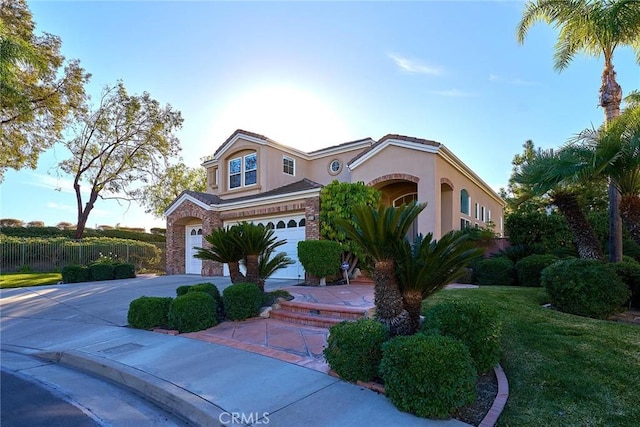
(297, 240, 342, 279)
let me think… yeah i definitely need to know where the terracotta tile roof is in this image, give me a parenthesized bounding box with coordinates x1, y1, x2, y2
(213, 129, 272, 157)
(221, 179, 322, 204)
(183, 190, 223, 205)
(347, 133, 441, 166)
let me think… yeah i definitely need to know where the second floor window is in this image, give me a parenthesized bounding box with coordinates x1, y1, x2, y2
(229, 153, 257, 189)
(283, 156, 295, 175)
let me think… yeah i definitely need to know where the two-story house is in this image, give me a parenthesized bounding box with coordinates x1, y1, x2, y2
(165, 129, 505, 280)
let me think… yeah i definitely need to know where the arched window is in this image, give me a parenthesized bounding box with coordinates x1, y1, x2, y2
(276, 221, 286, 229)
(460, 189, 470, 215)
(393, 192, 417, 207)
(298, 218, 306, 227)
(266, 222, 274, 229)
(197, 229, 202, 235)
(190, 229, 196, 235)
(287, 219, 297, 228)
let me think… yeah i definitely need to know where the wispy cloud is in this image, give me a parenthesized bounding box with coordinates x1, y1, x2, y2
(489, 74, 541, 86)
(47, 202, 75, 212)
(429, 89, 478, 98)
(388, 53, 443, 75)
(29, 173, 76, 194)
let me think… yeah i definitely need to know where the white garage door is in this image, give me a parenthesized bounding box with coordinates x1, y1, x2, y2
(223, 216, 306, 280)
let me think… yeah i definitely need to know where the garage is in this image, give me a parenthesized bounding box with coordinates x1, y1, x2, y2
(222, 216, 306, 281)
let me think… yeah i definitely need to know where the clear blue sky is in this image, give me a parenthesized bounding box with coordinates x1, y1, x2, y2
(2, 0, 638, 230)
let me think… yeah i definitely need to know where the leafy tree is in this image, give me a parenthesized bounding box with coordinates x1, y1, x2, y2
(337, 202, 425, 336)
(0, 0, 89, 181)
(517, 0, 640, 262)
(140, 163, 206, 218)
(59, 82, 183, 239)
(319, 180, 381, 273)
(0, 218, 24, 227)
(56, 221, 74, 230)
(26, 221, 44, 227)
(500, 140, 549, 214)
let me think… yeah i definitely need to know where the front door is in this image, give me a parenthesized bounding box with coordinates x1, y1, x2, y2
(185, 225, 203, 274)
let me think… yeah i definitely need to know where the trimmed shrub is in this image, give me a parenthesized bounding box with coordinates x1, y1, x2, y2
(188, 282, 224, 318)
(541, 259, 630, 319)
(168, 292, 218, 333)
(127, 296, 172, 329)
(176, 285, 192, 296)
(297, 240, 342, 279)
(89, 263, 115, 281)
(515, 254, 559, 287)
(222, 282, 263, 320)
(421, 300, 501, 374)
(474, 257, 515, 286)
(323, 318, 389, 383)
(61, 264, 89, 283)
(379, 334, 476, 419)
(113, 263, 136, 279)
(610, 261, 640, 309)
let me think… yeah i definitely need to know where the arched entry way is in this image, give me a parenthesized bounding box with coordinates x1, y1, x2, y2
(368, 174, 420, 240)
(440, 178, 454, 235)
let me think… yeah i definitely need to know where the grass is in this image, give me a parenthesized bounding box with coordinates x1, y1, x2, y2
(0, 272, 62, 288)
(422, 286, 640, 427)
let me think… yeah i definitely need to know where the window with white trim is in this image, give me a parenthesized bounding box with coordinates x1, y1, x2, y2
(481, 206, 486, 222)
(475, 203, 479, 219)
(283, 156, 295, 176)
(460, 218, 471, 229)
(229, 153, 257, 189)
(460, 189, 470, 215)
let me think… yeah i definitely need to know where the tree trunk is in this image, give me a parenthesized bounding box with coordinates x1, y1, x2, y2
(245, 254, 260, 288)
(620, 194, 640, 247)
(402, 289, 424, 334)
(552, 192, 603, 260)
(228, 261, 245, 284)
(74, 186, 98, 240)
(600, 62, 624, 262)
(373, 260, 412, 336)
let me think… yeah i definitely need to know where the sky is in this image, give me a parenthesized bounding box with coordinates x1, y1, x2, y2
(1, 0, 639, 231)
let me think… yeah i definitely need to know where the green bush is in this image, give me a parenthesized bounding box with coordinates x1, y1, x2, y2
(541, 259, 630, 319)
(113, 263, 136, 279)
(421, 300, 501, 374)
(222, 282, 264, 320)
(474, 257, 515, 286)
(168, 292, 218, 333)
(515, 254, 559, 287)
(297, 240, 342, 278)
(61, 264, 89, 283)
(379, 334, 476, 419)
(176, 285, 192, 296)
(188, 282, 224, 318)
(323, 318, 389, 383)
(610, 261, 640, 309)
(88, 263, 114, 281)
(127, 296, 172, 329)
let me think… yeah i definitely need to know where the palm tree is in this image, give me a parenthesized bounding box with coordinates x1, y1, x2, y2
(517, 0, 640, 262)
(233, 222, 286, 291)
(336, 201, 426, 336)
(396, 231, 483, 333)
(193, 225, 245, 283)
(258, 248, 295, 289)
(514, 147, 605, 259)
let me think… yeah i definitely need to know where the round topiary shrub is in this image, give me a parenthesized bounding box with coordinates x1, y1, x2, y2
(168, 292, 218, 333)
(113, 263, 136, 279)
(127, 296, 173, 329)
(515, 254, 559, 287)
(323, 318, 389, 383)
(541, 259, 630, 319)
(89, 263, 115, 281)
(176, 285, 192, 296)
(474, 257, 515, 286)
(421, 300, 501, 374)
(379, 334, 476, 419)
(189, 282, 224, 318)
(61, 264, 89, 283)
(222, 282, 263, 320)
(610, 261, 640, 309)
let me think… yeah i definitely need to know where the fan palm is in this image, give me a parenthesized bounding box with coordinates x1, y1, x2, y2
(336, 201, 426, 336)
(258, 248, 295, 289)
(517, 0, 640, 261)
(233, 222, 286, 291)
(396, 231, 483, 333)
(193, 225, 245, 283)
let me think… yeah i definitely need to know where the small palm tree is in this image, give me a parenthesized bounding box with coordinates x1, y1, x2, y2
(258, 249, 295, 288)
(337, 201, 426, 336)
(194, 225, 245, 283)
(233, 222, 286, 291)
(396, 231, 484, 333)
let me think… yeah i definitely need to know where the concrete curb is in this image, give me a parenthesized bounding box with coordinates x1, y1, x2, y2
(36, 350, 225, 427)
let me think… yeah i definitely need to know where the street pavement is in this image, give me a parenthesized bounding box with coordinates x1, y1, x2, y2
(0, 274, 469, 426)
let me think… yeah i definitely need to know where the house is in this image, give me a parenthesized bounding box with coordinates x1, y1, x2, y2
(165, 129, 505, 280)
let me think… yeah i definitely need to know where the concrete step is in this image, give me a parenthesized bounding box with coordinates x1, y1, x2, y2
(270, 300, 371, 328)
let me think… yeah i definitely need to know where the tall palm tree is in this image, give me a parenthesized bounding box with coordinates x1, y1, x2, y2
(514, 147, 605, 259)
(233, 222, 286, 291)
(193, 225, 245, 283)
(517, 0, 640, 262)
(396, 231, 483, 333)
(336, 201, 426, 336)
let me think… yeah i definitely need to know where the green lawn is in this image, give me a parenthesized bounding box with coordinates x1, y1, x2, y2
(423, 286, 640, 427)
(0, 272, 62, 288)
